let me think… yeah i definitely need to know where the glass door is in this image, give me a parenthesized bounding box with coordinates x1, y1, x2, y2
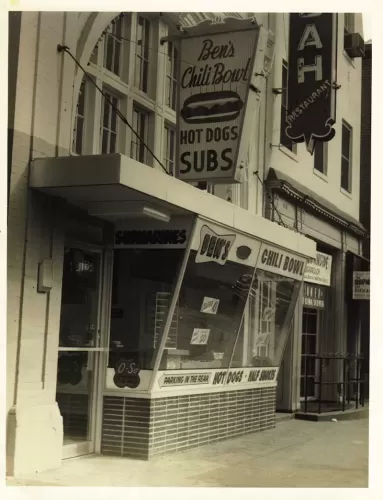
(300, 308, 319, 400)
(56, 246, 109, 459)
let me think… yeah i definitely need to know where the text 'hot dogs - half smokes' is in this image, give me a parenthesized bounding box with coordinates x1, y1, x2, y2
(181, 91, 243, 125)
(181, 58, 252, 89)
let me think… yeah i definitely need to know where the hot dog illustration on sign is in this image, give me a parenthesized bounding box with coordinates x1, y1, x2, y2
(181, 91, 243, 125)
(195, 225, 236, 265)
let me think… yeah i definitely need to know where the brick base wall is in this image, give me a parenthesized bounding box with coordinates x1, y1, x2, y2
(101, 387, 276, 460)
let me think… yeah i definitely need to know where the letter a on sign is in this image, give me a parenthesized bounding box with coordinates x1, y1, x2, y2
(285, 14, 338, 154)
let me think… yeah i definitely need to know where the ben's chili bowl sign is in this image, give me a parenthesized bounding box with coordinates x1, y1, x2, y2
(256, 243, 307, 281)
(177, 29, 259, 183)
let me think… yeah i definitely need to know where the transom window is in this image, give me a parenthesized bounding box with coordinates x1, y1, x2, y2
(101, 92, 119, 154)
(135, 16, 150, 93)
(341, 121, 352, 193)
(165, 42, 178, 110)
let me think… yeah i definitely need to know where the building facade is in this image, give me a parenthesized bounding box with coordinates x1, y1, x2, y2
(7, 11, 368, 476)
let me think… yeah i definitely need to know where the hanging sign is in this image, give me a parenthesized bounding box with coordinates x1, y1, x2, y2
(285, 13, 338, 153)
(353, 272, 370, 300)
(304, 251, 332, 286)
(256, 243, 307, 281)
(177, 29, 259, 183)
(303, 283, 326, 309)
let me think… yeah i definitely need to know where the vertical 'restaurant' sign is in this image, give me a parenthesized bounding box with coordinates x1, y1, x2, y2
(285, 14, 338, 153)
(177, 29, 259, 183)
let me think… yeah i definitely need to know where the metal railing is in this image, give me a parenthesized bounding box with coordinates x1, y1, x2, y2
(303, 353, 365, 414)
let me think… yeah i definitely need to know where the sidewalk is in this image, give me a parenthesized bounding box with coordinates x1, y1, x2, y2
(7, 418, 368, 488)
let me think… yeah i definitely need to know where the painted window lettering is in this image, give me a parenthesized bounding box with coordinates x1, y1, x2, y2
(195, 225, 236, 265)
(260, 248, 305, 276)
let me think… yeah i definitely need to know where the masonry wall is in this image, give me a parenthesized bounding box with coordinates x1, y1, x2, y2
(101, 388, 277, 460)
(6, 11, 80, 475)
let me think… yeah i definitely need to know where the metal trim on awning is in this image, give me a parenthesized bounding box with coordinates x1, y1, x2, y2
(266, 167, 368, 238)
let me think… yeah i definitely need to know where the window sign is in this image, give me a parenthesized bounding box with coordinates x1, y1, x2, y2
(303, 251, 332, 286)
(353, 272, 370, 300)
(190, 328, 210, 345)
(256, 243, 307, 281)
(201, 297, 220, 314)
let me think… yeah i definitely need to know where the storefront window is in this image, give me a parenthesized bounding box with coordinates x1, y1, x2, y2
(108, 249, 185, 371)
(159, 250, 255, 370)
(232, 270, 300, 367)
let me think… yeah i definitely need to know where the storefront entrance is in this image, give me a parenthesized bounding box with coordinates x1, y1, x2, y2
(55, 245, 112, 459)
(300, 307, 319, 400)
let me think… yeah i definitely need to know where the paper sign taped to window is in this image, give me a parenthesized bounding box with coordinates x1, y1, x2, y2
(200, 297, 220, 315)
(191, 328, 210, 345)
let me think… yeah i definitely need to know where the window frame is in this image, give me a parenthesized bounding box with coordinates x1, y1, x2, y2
(134, 15, 151, 94)
(163, 123, 176, 174)
(131, 105, 150, 165)
(341, 120, 353, 193)
(344, 13, 355, 34)
(73, 79, 87, 155)
(280, 60, 298, 154)
(103, 16, 123, 77)
(100, 90, 120, 155)
(165, 41, 178, 110)
(313, 140, 328, 176)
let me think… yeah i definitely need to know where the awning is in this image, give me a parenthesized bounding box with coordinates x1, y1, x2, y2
(266, 168, 368, 238)
(29, 153, 316, 259)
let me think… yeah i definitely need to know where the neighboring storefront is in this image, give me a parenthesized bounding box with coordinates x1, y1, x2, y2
(28, 152, 316, 460)
(266, 168, 368, 412)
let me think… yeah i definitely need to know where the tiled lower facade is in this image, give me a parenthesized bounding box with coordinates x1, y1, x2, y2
(101, 387, 277, 460)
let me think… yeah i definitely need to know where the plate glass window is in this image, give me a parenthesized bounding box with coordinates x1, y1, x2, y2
(280, 61, 297, 153)
(341, 121, 352, 192)
(165, 42, 178, 110)
(135, 16, 150, 93)
(101, 92, 119, 154)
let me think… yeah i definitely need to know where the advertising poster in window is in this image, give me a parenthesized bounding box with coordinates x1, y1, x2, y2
(353, 271, 370, 300)
(176, 28, 259, 183)
(303, 251, 332, 286)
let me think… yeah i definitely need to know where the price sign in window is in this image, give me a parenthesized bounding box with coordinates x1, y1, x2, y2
(190, 328, 210, 345)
